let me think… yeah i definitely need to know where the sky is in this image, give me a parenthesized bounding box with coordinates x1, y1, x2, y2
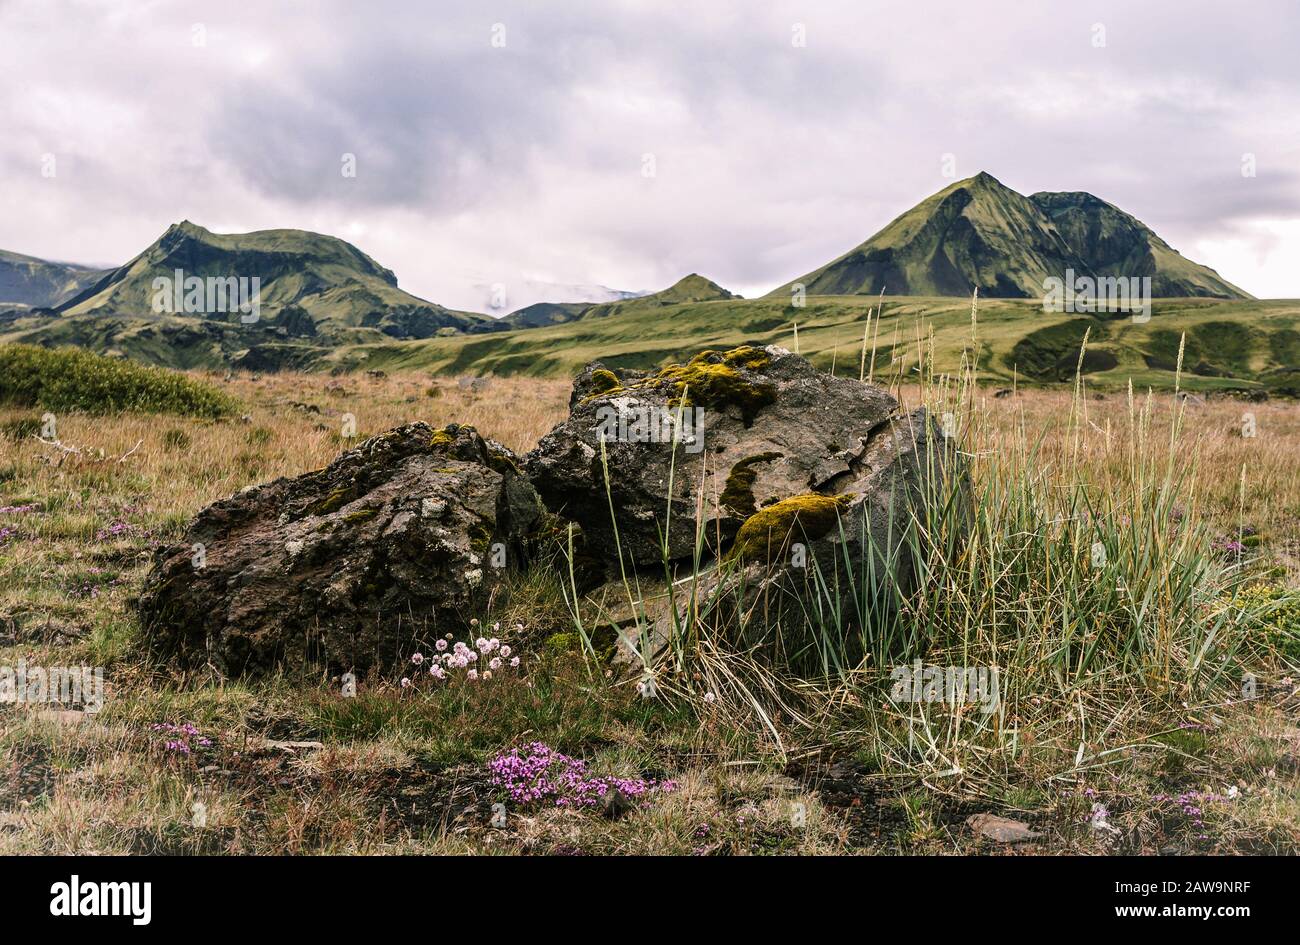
(2, 0, 1298, 312)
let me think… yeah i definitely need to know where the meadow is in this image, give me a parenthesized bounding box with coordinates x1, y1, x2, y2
(0, 350, 1297, 854)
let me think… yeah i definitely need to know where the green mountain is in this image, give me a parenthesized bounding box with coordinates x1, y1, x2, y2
(1028, 191, 1249, 299)
(771, 173, 1252, 301)
(577, 273, 737, 319)
(1, 222, 508, 370)
(0, 249, 107, 309)
(59, 221, 498, 337)
(500, 273, 735, 329)
(500, 301, 591, 330)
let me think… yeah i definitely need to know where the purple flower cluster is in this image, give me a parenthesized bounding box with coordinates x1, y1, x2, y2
(0, 526, 15, 544)
(488, 741, 676, 809)
(0, 504, 38, 515)
(1213, 537, 1246, 556)
(151, 722, 212, 755)
(1153, 790, 1227, 840)
(95, 520, 137, 541)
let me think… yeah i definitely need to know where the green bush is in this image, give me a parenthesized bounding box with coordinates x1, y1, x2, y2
(0, 344, 237, 418)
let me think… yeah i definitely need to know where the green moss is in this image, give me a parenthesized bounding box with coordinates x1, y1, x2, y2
(485, 446, 519, 475)
(310, 485, 356, 516)
(720, 451, 783, 515)
(342, 508, 378, 525)
(653, 347, 777, 423)
(719, 345, 772, 371)
(468, 523, 493, 556)
(589, 368, 619, 393)
(545, 632, 579, 654)
(727, 493, 852, 563)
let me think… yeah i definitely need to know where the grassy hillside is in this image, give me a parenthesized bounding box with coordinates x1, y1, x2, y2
(319, 294, 1300, 394)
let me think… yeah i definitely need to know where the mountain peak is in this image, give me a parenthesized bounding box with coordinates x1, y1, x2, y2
(769, 175, 1251, 300)
(656, 273, 737, 303)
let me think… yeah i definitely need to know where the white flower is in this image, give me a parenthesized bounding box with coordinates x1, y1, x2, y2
(500, 645, 511, 658)
(510, 656, 520, 667)
(489, 657, 502, 671)
(435, 639, 447, 652)
(704, 692, 716, 703)
(467, 669, 478, 680)
(411, 652, 424, 665)
(400, 677, 411, 688)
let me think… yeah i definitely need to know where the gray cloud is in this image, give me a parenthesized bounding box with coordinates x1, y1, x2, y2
(2, 0, 1297, 307)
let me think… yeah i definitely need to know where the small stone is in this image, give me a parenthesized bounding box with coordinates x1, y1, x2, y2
(966, 813, 1042, 843)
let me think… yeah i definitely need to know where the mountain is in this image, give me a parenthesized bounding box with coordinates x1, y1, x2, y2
(500, 301, 592, 329)
(771, 173, 1251, 301)
(1028, 191, 1249, 299)
(501, 273, 736, 328)
(58, 221, 500, 338)
(579, 273, 737, 319)
(0, 249, 107, 309)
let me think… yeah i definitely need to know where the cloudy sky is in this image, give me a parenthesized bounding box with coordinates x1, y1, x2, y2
(2, 0, 1298, 311)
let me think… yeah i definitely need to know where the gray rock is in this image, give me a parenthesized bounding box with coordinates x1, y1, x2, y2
(139, 422, 542, 678)
(525, 345, 959, 571)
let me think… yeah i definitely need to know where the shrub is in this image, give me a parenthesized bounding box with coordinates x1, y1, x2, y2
(0, 344, 237, 418)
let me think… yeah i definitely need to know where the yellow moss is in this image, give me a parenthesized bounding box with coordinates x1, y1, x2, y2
(589, 368, 619, 392)
(653, 348, 776, 422)
(721, 346, 772, 371)
(577, 347, 776, 421)
(342, 507, 378, 525)
(720, 451, 783, 515)
(429, 427, 455, 447)
(727, 493, 852, 563)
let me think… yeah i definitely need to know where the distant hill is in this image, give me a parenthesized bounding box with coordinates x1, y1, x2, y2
(771, 173, 1251, 301)
(579, 274, 737, 319)
(0, 249, 107, 309)
(500, 301, 593, 329)
(501, 273, 735, 328)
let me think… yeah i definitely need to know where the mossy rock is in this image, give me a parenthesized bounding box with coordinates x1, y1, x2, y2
(727, 493, 853, 563)
(653, 348, 776, 423)
(590, 345, 778, 423)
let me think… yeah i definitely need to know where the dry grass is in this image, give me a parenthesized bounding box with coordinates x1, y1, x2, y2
(0, 366, 1296, 855)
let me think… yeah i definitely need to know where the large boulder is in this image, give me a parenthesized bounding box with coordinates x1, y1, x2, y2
(139, 422, 542, 677)
(526, 345, 961, 570)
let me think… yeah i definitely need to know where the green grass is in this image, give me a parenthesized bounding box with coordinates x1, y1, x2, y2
(320, 295, 1300, 394)
(0, 343, 238, 418)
